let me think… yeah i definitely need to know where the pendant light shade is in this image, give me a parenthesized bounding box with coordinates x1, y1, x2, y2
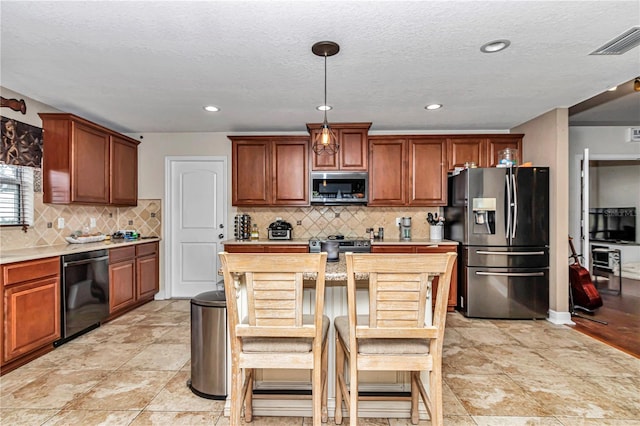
(312, 41, 340, 155)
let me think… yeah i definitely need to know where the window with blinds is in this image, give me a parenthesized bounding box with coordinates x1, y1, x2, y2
(0, 164, 34, 227)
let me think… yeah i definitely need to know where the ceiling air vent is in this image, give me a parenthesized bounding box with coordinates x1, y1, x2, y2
(590, 26, 640, 55)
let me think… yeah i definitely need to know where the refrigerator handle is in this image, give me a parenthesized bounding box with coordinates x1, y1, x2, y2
(475, 271, 545, 277)
(476, 250, 546, 256)
(511, 173, 518, 239)
(505, 174, 511, 241)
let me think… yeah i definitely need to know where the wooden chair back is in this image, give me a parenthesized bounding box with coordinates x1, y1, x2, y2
(219, 251, 328, 345)
(345, 252, 456, 347)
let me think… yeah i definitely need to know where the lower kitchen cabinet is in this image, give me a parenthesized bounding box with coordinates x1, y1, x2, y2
(223, 243, 309, 253)
(1, 257, 60, 371)
(371, 245, 458, 311)
(136, 242, 160, 300)
(109, 242, 159, 317)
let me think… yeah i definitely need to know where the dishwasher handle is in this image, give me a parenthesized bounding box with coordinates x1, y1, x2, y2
(63, 255, 109, 267)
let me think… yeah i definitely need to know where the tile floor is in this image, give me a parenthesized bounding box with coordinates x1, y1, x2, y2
(1, 300, 639, 425)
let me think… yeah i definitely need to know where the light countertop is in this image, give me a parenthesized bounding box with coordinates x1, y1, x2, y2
(0, 237, 161, 265)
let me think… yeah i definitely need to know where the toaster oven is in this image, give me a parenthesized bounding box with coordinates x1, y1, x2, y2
(268, 219, 292, 240)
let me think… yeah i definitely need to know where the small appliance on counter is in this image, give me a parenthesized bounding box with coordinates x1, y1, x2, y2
(268, 219, 293, 240)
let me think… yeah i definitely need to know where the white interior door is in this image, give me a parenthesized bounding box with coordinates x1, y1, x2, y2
(166, 157, 227, 298)
(581, 148, 590, 269)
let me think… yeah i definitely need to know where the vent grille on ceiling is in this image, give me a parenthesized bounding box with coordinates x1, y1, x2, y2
(590, 26, 640, 55)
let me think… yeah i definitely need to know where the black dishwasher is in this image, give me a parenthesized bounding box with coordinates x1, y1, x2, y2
(56, 249, 110, 346)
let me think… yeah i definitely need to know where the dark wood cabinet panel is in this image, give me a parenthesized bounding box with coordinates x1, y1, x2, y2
(224, 244, 308, 253)
(2, 257, 60, 365)
(487, 135, 523, 167)
(447, 137, 486, 170)
(110, 135, 138, 205)
(308, 123, 370, 171)
(272, 139, 309, 205)
(408, 138, 447, 206)
(368, 138, 407, 206)
(371, 245, 416, 254)
(73, 123, 110, 204)
(232, 139, 271, 205)
(109, 243, 159, 315)
(136, 242, 159, 301)
(230, 136, 309, 206)
(3, 277, 60, 363)
(109, 259, 136, 313)
(39, 113, 139, 206)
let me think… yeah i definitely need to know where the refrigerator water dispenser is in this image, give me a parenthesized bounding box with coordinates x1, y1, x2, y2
(472, 198, 496, 234)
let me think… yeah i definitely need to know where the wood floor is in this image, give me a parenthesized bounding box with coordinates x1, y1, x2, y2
(570, 275, 640, 358)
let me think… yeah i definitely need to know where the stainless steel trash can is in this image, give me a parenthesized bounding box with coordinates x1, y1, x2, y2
(188, 289, 227, 399)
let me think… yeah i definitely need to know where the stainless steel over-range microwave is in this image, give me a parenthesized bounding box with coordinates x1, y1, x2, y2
(310, 171, 368, 205)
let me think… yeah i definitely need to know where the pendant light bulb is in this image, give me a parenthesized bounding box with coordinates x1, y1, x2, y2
(322, 126, 330, 146)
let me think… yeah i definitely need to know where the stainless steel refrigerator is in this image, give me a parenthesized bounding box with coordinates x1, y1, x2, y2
(444, 167, 550, 319)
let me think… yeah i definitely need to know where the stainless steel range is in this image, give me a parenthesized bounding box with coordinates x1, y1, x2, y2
(308, 238, 371, 254)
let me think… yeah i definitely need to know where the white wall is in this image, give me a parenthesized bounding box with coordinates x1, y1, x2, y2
(512, 108, 569, 321)
(1, 86, 62, 125)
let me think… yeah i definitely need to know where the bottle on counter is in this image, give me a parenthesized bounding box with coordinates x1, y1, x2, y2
(251, 224, 259, 240)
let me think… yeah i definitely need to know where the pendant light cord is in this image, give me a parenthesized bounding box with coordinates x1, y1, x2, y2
(323, 53, 328, 123)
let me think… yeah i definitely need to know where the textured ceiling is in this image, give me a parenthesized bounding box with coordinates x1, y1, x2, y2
(1, 1, 639, 134)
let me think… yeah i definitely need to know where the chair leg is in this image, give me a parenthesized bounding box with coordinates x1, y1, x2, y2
(245, 368, 254, 422)
(230, 362, 243, 426)
(430, 368, 443, 426)
(334, 336, 344, 425)
(349, 354, 358, 426)
(313, 348, 322, 426)
(321, 340, 328, 423)
(410, 372, 419, 425)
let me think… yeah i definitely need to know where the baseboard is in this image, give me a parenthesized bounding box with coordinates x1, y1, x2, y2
(547, 309, 574, 325)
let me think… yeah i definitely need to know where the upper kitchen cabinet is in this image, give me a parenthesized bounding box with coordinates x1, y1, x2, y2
(446, 134, 524, 171)
(229, 136, 309, 206)
(486, 135, 523, 167)
(307, 122, 371, 171)
(446, 137, 486, 171)
(39, 113, 139, 206)
(369, 136, 447, 206)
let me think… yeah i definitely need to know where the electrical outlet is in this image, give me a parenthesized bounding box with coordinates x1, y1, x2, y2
(47, 222, 52, 229)
(128, 220, 133, 225)
(395, 217, 401, 226)
(90, 218, 96, 228)
(57, 218, 65, 229)
(296, 220, 302, 225)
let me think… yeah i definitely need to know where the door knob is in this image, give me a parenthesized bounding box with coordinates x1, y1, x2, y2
(218, 233, 224, 239)
(219, 224, 224, 228)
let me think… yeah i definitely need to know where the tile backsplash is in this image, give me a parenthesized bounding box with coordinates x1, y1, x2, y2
(0, 194, 161, 250)
(240, 205, 442, 240)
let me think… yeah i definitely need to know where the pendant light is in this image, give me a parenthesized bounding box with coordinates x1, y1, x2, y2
(311, 41, 340, 155)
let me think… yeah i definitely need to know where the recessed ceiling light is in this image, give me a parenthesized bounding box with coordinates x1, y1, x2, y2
(203, 105, 220, 112)
(480, 39, 511, 53)
(316, 105, 332, 111)
(425, 104, 443, 110)
(607, 86, 618, 91)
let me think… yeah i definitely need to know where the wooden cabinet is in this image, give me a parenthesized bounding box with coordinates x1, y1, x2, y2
(486, 135, 523, 167)
(110, 135, 138, 205)
(136, 242, 160, 300)
(446, 134, 523, 171)
(371, 245, 458, 311)
(109, 242, 159, 316)
(307, 122, 371, 171)
(447, 137, 486, 170)
(109, 246, 137, 313)
(368, 136, 447, 206)
(230, 136, 309, 206)
(2, 257, 60, 366)
(224, 244, 309, 253)
(39, 113, 140, 206)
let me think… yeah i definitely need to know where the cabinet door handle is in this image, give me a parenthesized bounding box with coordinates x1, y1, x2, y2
(476, 251, 545, 256)
(475, 271, 545, 277)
